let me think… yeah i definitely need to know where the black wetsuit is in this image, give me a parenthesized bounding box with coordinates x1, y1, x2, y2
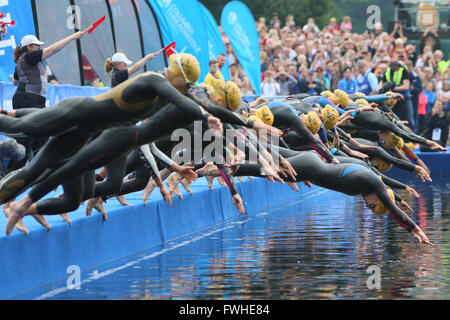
(253, 103, 336, 163)
(22, 85, 257, 207)
(235, 152, 417, 232)
(0, 72, 212, 204)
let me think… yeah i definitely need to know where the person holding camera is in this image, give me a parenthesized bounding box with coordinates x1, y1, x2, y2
(419, 99, 449, 151)
(261, 70, 281, 97)
(390, 20, 406, 41)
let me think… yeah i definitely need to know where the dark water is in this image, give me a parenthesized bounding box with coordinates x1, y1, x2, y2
(22, 178, 450, 300)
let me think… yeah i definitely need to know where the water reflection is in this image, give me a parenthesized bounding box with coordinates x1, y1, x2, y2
(48, 179, 450, 300)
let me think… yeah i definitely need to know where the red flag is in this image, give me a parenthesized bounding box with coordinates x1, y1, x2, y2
(87, 15, 105, 34)
(164, 41, 176, 57)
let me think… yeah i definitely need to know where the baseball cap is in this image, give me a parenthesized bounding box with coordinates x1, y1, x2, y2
(20, 35, 44, 48)
(111, 52, 133, 65)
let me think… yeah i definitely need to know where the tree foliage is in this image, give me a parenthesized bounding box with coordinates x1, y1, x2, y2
(201, 0, 395, 33)
(201, 0, 337, 29)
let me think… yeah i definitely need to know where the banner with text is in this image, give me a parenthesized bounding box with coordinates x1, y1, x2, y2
(221, 1, 261, 95)
(148, 0, 209, 82)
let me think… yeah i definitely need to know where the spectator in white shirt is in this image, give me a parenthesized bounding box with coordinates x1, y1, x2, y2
(261, 70, 281, 97)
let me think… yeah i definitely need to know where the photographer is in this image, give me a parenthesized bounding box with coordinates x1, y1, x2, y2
(419, 27, 441, 53)
(299, 69, 324, 95)
(390, 20, 406, 41)
(261, 70, 281, 96)
(419, 99, 450, 151)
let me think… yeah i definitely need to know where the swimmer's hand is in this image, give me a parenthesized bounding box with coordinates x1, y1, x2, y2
(416, 159, 430, 174)
(357, 104, 376, 113)
(172, 163, 198, 182)
(338, 110, 355, 126)
(400, 200, 413, 213)
(386, 91, 404, 100)
(331, 157, 340, 164)
(303, 181, 312, 188)
(405, 185, 420, 198)
(279, 156, 297, 181)
(349, 138, 378, 150)
(232, 194, 245, 214)
(159, 184, 173, 206)
(348, 149, 369, 159)
(287, 182, 299, 192)
(427, 140, 447, 152)
(332, 132, 340, 151)
(206, 116, 223, 137)
(413, 165, 432, 182)
(252, 121, 283, 137)
(411, 226, 433, 245)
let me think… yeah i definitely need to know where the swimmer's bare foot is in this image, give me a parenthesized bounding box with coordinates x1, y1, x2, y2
(31, 214, 51, 231)
(303, 181, 312, 188)
(116, 195, 133, 207)
(166, 173, 184, 200)
(2, 199, 13, 216)
(94, 200, 108, 221)
(248, 176, 253, 180)
(61, 213, 72, 226)
(195, 162, 218, 177)
(15, 219, 29, 236)
(86, 197, 100, 216)
(143, 179, 156, 207)
(206, 176, 214, 191)
(237, 176, 245, 183)
(287, 182, 299, 192)
(5, 195, 33, 236)
(180, 179, 193, 196)
(4, 206, 29, 236)
(217, 176, 227, 187)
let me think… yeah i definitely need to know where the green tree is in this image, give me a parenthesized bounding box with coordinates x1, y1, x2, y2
(201, 0, 336, 29)
(201, 0, 396, 33)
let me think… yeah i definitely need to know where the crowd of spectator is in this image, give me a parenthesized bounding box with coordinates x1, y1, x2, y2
(215, 13, 450, 146)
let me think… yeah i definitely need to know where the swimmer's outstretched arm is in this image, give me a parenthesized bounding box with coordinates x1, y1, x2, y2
(374, 187, 432, 244)
(149, 75, 222, 131)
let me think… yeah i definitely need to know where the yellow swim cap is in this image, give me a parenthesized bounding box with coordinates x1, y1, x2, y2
(355, 98, 369, 106)
(396, 137, 404, 150)
(333, 89, 349, 108)
(168, 53, 200, 84)
(199, 82, 214, 92)
(211, 79, 241, 111)
(377, 158, 393, 172)
(373, 188, 395, 215)
(301, 111, 321, 134)
(354, 92, 365, 97)
(385, 91, 397, 109)
(254, 105, 274, 126)
(321, 90, 333, 98)
(382, 132, 402, 149)
(405, 142, 415, 150)
(248, 115, 263, 124)
(321, 105, 339, 130)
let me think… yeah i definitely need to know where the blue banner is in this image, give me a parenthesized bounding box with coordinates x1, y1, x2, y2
(0, 0, 36, 82)
(0, 82, 109, 111)
(148, 0, 209, 82)
(221, 1, 261, 95)
(198, 2, 230, 81)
